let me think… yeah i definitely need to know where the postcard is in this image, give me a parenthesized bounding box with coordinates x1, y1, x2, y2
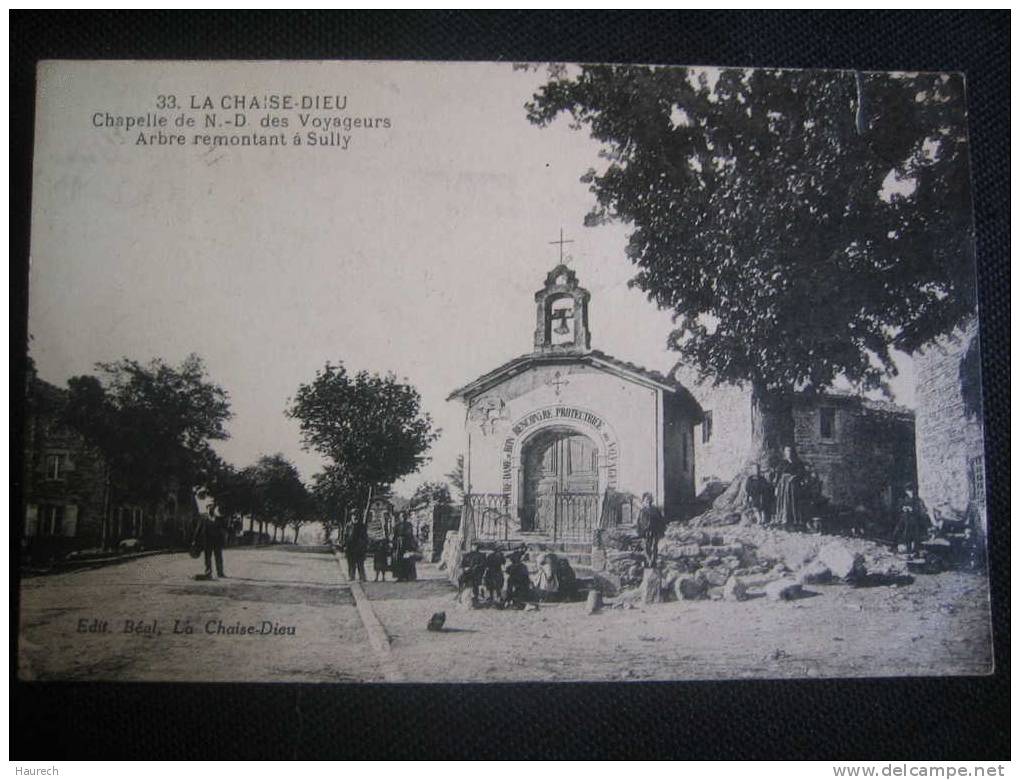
(19, 60, 992, 682)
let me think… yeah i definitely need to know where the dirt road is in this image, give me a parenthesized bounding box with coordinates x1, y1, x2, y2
(18, 545, 385, 682)
(18, 546, 992, 683)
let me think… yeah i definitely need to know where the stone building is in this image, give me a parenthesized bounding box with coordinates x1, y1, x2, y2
(914, 317, 986, 533)
(23, 373, 109, 558)
(23, 371, 196, 560)
(448, 264, 703, 544)
(672, 365, 917, 523)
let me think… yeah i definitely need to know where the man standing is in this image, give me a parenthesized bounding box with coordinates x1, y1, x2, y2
(194, 509, 226, 580)
(744, 464, 773, 526)
(893, 487, 929, 555)
(636, 492, 666, 568)
(344, 517, 369, 582)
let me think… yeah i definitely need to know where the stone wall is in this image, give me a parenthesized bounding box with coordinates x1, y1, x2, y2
(662, 390, 699, 519)
(673, 363, 916, 522)
(915, 318, 986, 530)
(672, 366, 754, 495)
(792, 396, 916, 520)
(23, 377, 108, 549)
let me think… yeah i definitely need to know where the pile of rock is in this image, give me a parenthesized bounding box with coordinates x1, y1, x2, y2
(602, 524, 905, 607)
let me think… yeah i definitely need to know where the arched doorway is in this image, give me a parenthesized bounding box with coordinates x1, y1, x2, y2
(521, 426, 599, 539)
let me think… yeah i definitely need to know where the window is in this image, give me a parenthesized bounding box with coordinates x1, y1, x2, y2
(702, 410, 713, 443)
(969, 456, 986, 503)
(40, 505, 64, 536)
(819, 407, 836, 440)
(44, 453, 66, 480)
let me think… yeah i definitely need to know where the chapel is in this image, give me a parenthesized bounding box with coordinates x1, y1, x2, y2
(448, 262, 703, 545)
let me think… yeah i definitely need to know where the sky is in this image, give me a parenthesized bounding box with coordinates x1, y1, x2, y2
(28, 61, 916, 494)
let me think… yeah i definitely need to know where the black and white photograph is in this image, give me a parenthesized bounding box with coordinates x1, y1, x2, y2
(18, 58, 994, 687)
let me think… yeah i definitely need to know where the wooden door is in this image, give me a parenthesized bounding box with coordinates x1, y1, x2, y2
(522, 430, 598, 535)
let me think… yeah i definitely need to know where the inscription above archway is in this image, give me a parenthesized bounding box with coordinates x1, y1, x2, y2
(500, 405, 619, 496)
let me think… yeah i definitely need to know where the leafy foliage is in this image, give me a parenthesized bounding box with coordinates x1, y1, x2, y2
(444, 454, 465, 501)
(63, 354, 231, 504)
(287, 362, 439, 499)
(527, 66, 975, 395)
(410, 481, 452, 507)
(242, 454, 311, 534)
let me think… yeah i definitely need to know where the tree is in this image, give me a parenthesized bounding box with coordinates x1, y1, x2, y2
(410, 481, 452, 508)
(286, 362, 439, 516)
(526, 66, 974, 503)
(311, 465, 360, 542)
(245, 454, 307, 543)
(63, 354, 231, 547)
(445, 455, 465, 502)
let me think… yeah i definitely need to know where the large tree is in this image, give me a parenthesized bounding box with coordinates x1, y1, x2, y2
(244, 454, 308, 543)
(287, 362, 439, 516)
(526, 65, 974, 465)
(63, 354, 231, 546)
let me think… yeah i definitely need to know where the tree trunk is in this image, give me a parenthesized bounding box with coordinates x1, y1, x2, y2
(693, 381, 795, 526)
(293, 525, 300, 544)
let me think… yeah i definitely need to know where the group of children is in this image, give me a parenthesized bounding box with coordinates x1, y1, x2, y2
(457, 544, 578, 608)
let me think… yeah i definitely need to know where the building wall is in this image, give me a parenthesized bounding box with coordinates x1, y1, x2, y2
(662, 391, 698, 519)
(791, 397, 916, 518)
(673, 364, 916, 519)
(915, 318, 986, 528)
(23, 378, 108, 551)
(23, 375, 197, 555)
(672, 367, 754, 495)
(460, 363, 663, 506)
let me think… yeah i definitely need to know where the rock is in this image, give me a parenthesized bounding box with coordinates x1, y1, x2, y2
(608, 550, 643, 563)
(675, 574, 708, 600)
(586, 590, 603, 614)
(591, 571, 621, 597)
(524, 603, 540, 612)
(723, 576, 749, 601)
(765, 578, 804, 601)
(427, 611, 446, 631)
(798, 559, 833, 585)
(639, 568, 662, 604)
(701, 566, 733, 587)
(818, 541, 866, 580)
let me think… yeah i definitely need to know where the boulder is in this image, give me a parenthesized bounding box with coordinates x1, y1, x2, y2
(765, 578, 804, 601)
(591, 571, 621, 598)
(723, 576, 749, 601)
(798, 559, 833, 585)
(701, 565, 733, 587)
(586, 590, 603, 615)
(818, 541, 866, 580)
(675, 573, 709, 601)
(639, 568, 663, 605)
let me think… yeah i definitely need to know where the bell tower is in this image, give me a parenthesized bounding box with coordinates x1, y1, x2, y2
(533, 264, 591, 354)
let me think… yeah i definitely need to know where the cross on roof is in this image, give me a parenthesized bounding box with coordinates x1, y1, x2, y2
(549, 228, 574, 263)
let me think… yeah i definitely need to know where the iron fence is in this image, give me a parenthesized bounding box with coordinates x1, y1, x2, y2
(466, 493, 513, 541)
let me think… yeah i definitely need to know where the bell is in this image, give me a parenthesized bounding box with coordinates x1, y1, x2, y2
(553, 309, 573, 335)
